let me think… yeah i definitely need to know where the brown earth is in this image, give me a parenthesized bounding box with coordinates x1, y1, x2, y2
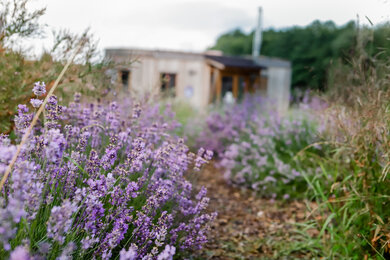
(193, 163, 319, 260)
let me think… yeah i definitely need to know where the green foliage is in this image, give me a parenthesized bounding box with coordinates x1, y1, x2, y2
(171, 101, 203, 149)
(211, 20, 390, 91)
(0, 48, 113, 133)
(0, 0, 114, 133)
(290, 31, 390, 258)
(218, 103, 328, 199)
(210, 29, 253, 56)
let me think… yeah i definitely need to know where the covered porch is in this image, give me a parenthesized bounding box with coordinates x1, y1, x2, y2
(206, 55, 266, 103)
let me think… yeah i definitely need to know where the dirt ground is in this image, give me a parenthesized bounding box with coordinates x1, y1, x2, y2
(194, 164, 318, 260)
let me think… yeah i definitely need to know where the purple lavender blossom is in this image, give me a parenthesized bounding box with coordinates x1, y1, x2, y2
(215, 94, 322, 199)
(99, 210, 132, 259)
(9, 161, 42, 221)
(57, 242, 75, 260)
(157, 245, 176, 260)
(1, 94, 216, 258)
(47, 200, 78, 244)
(30, 98, 43, 108)
(0, 199, 17, 251)
(80, 235, 99, 250)
(74, 92, 81, 103)
(132, 103, 141, 118)
(14, 105, 32, 131)
(193, 147, 212, 171)
(0, 143, 16, 174)
(101, 146, 118, 170)
(44, 129, 67, 162)
(119, 244, 138, 260)
(32, 81, 46, 96)
(10, 246, 31, 260)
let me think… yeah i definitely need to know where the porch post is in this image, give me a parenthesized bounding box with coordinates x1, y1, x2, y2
(232, 74, 239, 98)
(215, 69, 222, 104)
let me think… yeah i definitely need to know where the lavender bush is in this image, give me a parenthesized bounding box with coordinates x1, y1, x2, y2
(220, 112, 324, 199)
(199, 94, 328, 199)
(196, 95, 266, 156)
(0, 82, 216, 259)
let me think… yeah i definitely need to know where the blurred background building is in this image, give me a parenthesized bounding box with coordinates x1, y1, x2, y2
(105, 48, 291, 112)
(106, 7, 291, 113)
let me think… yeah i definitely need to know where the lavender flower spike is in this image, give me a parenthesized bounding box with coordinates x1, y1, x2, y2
(30, 98, 43, 108)
(119, 244, 138, 260)
(10, 246, 31, 260)
(47, 200, 78, 244)
(32, 81, 46, 96)
(157, 245, 176, 260)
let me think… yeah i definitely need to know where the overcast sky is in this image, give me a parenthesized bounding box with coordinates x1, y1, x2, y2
(28, 0, 390, 53)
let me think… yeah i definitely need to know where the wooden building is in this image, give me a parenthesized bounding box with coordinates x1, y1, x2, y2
(205, 55, 265, 103)
(105, 48, 291, 112)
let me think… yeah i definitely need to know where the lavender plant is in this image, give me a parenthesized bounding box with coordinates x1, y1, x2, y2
(0, 82, 216, 259)
(199, 94, 328, 199)
(220, 112, 323, 199)
(196, 95, 265, 156)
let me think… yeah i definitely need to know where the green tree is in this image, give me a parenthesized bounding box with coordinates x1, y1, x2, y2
(210, 21, 373, 91)
(211, 28, 253, 56)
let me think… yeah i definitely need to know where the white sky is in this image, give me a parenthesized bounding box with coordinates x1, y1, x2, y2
(28, 0, 390, 53)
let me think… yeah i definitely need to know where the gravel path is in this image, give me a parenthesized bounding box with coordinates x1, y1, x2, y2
(194, 163, 317, 259)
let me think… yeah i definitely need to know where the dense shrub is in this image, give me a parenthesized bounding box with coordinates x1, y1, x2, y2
(220, 112, 322, 199)
(0, 83, 216, 259)
(198, 94, 328, 199)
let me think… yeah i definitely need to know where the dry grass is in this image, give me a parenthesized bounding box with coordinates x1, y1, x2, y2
(0, 40, 84, 191)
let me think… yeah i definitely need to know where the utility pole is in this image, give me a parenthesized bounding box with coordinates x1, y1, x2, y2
(252, 7, 263, 58)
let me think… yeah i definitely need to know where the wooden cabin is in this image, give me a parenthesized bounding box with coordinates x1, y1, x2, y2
(205, 55, 265, 104)
(105, 48, 291, 112)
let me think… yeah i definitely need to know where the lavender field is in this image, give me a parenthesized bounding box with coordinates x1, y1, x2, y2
(2, 82, 220, 259)
(2, 0, 390, 259)
(3, 79, 389, 259)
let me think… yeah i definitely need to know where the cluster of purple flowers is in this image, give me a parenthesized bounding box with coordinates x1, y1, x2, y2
(30, 81, 46, 108)
(0, 83, 216, 259)
(199, 94, 326, 199)
(196, 95, 266, 156)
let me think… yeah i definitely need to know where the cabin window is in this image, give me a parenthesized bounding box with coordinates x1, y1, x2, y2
(120, 70, 130, 89)
(160, 73, 176, 97)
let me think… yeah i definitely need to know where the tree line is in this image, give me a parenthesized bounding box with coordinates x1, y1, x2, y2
(210, 20, 390, 91)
